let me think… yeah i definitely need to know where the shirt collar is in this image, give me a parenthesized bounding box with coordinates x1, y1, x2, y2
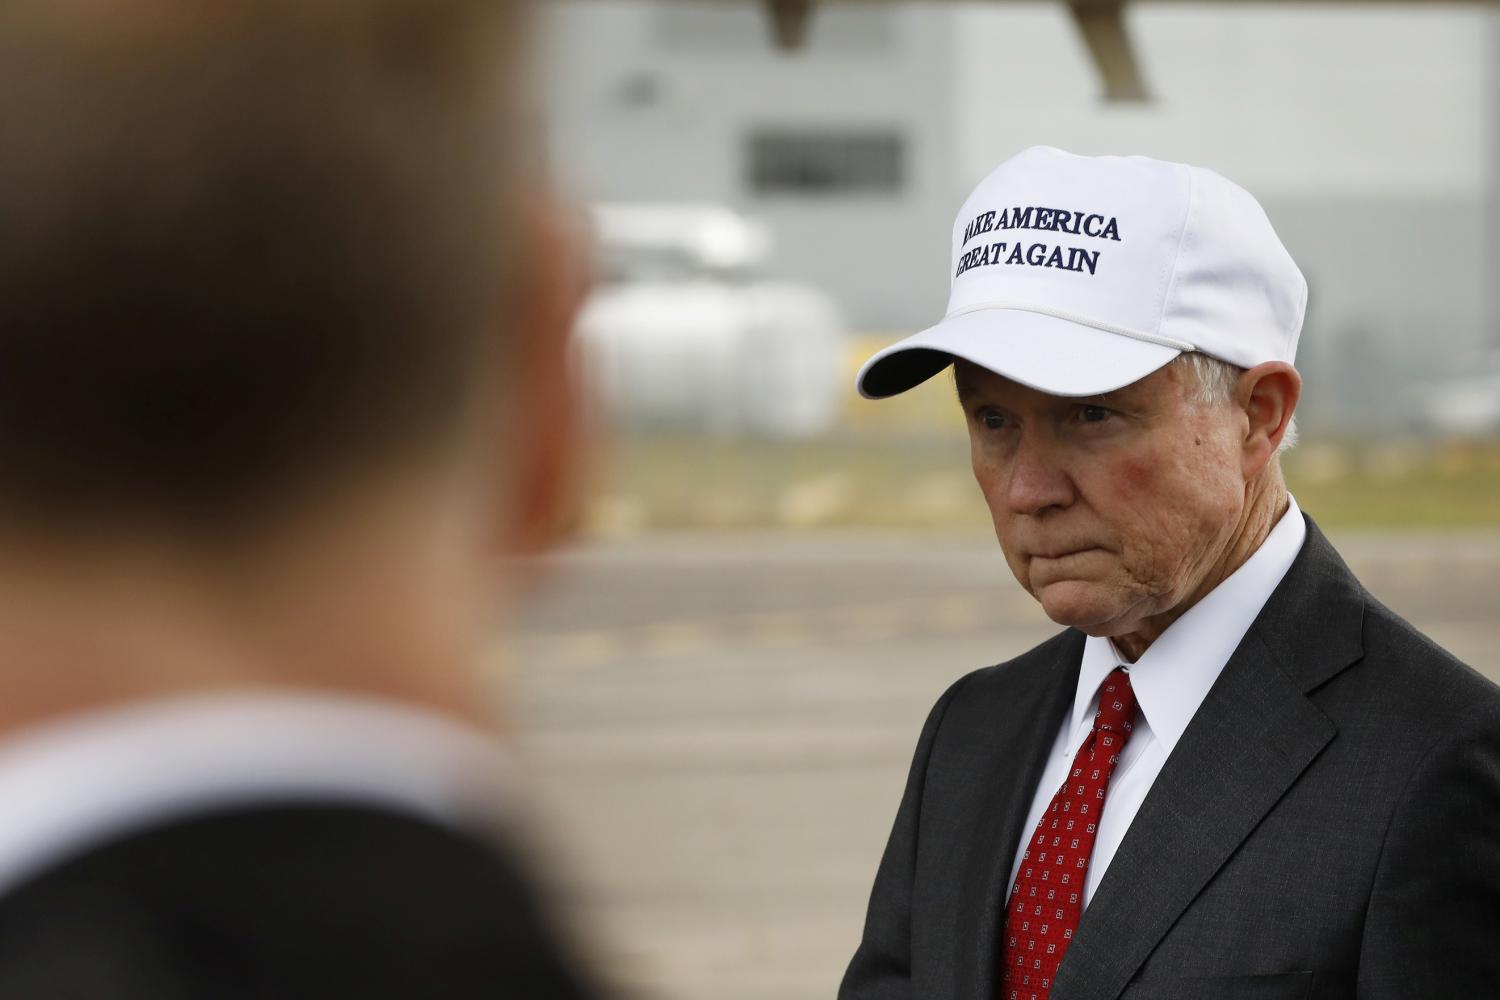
(1075, 494, 1307, 753)
(0, 692, 514, 897)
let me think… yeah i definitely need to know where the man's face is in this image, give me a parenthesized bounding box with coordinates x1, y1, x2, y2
(956, 359, 1249, 641)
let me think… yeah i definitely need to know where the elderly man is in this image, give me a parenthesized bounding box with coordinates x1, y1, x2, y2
(0, 1, 599, 996)
(840, 147, 1500, 1000)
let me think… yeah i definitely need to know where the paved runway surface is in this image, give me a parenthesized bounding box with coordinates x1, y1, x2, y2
(506, 530, 1500, 1000)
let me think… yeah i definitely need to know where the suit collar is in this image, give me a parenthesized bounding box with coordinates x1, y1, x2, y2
(953, 630, 1083, 1000)
(1247, 516, 1367, 694)
(1047, 514, 1365, 1000)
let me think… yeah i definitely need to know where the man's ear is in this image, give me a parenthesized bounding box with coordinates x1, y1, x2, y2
(502, 192, 592, 558)
(1237, 361, 1301, 478)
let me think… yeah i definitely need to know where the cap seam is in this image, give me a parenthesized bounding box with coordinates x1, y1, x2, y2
(1155, 164, 1197, 340)
(943, 300, 1196, 352)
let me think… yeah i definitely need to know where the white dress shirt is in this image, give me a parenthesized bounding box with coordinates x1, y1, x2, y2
(0, 692, 514, 898)
(1004, 495, 1307, 908)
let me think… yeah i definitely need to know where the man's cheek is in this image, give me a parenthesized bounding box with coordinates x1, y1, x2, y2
(1108, 455, 1159, 500)
(993, 534, 1033, 594)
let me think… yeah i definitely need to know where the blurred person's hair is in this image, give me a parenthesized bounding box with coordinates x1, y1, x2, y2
(0, 0, 530, 535)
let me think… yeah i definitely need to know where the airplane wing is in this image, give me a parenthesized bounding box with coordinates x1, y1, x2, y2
(757, 0, 1146, 101)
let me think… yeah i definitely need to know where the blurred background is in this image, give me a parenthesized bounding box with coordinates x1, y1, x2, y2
(506, 3, 1500, 998)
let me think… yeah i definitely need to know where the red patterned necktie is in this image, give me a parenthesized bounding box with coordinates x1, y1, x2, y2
(999, 667, 1138, 1000)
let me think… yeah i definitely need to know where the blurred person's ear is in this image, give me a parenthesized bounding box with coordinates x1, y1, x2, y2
(501, 193, 592, 558)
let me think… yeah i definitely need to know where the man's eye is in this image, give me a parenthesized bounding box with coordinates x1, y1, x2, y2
(1079, 406, 1112, 424)
(980, 410, 1007, 430)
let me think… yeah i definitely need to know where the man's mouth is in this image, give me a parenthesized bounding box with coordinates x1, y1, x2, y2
(1032, 546, 1101, 560)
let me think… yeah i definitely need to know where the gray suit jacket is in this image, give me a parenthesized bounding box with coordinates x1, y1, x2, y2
(840, 518, 1500, 1000)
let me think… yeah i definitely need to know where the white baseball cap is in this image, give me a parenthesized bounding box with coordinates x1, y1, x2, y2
(856, 146, 1307, 399)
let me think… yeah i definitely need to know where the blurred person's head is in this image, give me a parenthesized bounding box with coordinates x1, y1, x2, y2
(0, 0, 586, 729)
(857, 147, 1305, 660)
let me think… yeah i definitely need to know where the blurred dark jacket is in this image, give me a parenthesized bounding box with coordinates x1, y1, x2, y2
(0, 696, 600, 999)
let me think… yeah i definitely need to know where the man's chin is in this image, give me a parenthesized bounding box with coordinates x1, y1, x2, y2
(1032, 580, 1127, 633)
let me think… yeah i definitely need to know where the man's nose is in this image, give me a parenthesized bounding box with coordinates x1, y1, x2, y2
(1005, 434, 1074, 516)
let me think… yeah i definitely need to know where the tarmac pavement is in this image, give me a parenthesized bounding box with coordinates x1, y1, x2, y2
(504, 530, 1500, 1000)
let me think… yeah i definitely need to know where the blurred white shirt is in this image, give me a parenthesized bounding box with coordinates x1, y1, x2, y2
(1005, 495, 1307, 908)
(0, 692, 513, 897)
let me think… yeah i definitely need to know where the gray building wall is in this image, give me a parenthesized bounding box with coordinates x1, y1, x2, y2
(1267, 197, 1488, 433)
(542, 2, 1496, 434)
(540, 1, 961, 331)
(951, 3, 1493, 436)
(1488, 10, 1500, 358)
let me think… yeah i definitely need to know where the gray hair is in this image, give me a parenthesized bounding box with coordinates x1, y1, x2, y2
(1174, 353, 1298, 453)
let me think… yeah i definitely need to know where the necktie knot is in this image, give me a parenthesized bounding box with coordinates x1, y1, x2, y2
(1093, 667, 1136, 737)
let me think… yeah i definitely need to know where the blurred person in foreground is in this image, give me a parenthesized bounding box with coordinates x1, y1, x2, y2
(0, 1, 601, 996)
(841, 147, 1500, 1000)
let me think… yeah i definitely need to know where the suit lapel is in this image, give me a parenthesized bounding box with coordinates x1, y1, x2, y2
(952, 631, 1083, 1000)
(1050, 518, 1365, 1000)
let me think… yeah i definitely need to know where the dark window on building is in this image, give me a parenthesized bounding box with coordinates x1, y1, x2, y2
(746, 130, 905, 197)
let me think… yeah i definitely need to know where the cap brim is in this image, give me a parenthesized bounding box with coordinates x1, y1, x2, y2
(856, 308, 1183, 399)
